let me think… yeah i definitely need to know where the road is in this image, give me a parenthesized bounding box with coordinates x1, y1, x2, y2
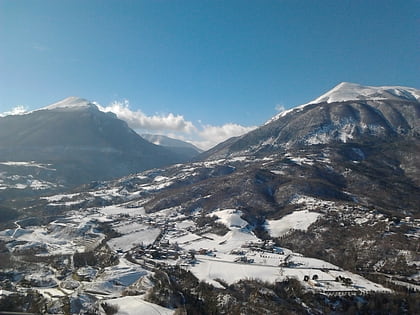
(11, 220, 21, 238)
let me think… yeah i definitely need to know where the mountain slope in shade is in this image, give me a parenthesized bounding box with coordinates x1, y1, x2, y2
(142, 134, 202, 160)
(200, 83, 420, 160)
(0, 97, 186, 192)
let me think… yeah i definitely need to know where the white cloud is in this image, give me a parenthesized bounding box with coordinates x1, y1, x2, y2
(98, 100, 196, 133)
(195, 123, 257, 150)
(0, 105, 28, 117)
(32, 43, 49, 52)
(275, 104, 286, 112)
(98, 100, 256, 150)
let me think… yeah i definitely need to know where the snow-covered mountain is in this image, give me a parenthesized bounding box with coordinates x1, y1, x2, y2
(309, 82, 420, 104)
(202, 82, 420, 160)
(0, 97, 190, 195)
(266, 82, 420, 125)
(41, 96, 97, 110)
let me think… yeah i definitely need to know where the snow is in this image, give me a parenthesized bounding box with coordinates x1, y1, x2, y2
(178, 229, 260, 253)
(153, 175, 169, 182)
(211, 209, 249, 229)
(42, 96, 95, 110)
(290, 195, 336, 208)
(167, 231, 202, 245)
(270, 170, 286, 175)
(13, 183, 27, 189)
(287, 256, 338, 269)
(287, 156, 314, 166)
(48, 200, 84, 207)
(175, 220, 195, 230)
(101, 296, 174, 315)
(0, 161, 54, 170)
(38, 288, 67, 298)
(141, 180, 174, 191)
(265, 106, 305, 125)
(0, 188, 394, 309)
(0, 289, 15, 296)
(42, 193, 80, 202)
(189, 255, 390, 294)
(265, 82, 420, 125)
(190, 256, 284, 287)
(98, 205, 146, 216)
(0, 215, 104, 255)
(309, 82, 420, 104)
(29, 179, 57, 190)
(83, 258, 149, 297)
(114, 222, 150, 234)
(108, 228, 161, 252)
(0, 153, 400, 309)
(266, 210, 322, 237)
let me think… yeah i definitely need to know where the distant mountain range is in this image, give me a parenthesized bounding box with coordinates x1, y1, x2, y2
(141, 134, 202, 160)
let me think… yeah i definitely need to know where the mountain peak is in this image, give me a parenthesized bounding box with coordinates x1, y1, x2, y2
(43, 96, 97, 111)
(308, 82, 420, 104)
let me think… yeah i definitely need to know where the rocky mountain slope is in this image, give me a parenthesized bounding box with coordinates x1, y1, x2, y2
(0, 97, 188, 199)
(201, 83, 420, 160)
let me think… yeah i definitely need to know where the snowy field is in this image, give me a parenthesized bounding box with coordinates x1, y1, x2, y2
(101, 296, 174, 315)
(83, 259, 149, 297)
(0, 185, 394, 313)
(0, 215, 104, 255)
(266, 210, 322, 237)
(108, 228, 161, 252)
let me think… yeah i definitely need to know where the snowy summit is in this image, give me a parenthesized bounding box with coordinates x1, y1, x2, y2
(308, 82, 420, 104)
(266, 82, 420, 125)
(42, 96, 97, 111)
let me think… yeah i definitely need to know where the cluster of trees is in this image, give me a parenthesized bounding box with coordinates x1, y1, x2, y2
(0, 290, 46, 313)
(195, 213, 230, 236)
(73, 244, 118, 269)
(144, 264, 420, 314)
(277, 211, 418, 277)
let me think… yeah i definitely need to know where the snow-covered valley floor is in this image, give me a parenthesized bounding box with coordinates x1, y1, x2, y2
(0, 196, 393, 313)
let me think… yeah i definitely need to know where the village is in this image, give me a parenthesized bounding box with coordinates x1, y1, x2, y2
(2, 180, 418, 313)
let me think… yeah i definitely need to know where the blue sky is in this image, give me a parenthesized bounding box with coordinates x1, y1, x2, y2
(0, 0, 419, 148)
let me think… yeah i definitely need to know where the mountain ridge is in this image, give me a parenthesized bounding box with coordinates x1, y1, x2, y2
(202, 83, 420, 160)
(0, 97, 190, 195)
(142, 133, 202, 161)
(266, 82, 419, 125)
(310, 82, 420, 104)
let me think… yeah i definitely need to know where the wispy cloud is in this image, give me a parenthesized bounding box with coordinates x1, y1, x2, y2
(98, 100, 256, 150)
(196, 123, 257, 149)
(275, 103, 286, 112)
(32, 43, 49, 52)
(0, 105, 28, 117)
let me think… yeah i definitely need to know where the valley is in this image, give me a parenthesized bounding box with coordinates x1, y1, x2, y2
(0, 152, 418, 313)
(0, 83, 419, 314)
